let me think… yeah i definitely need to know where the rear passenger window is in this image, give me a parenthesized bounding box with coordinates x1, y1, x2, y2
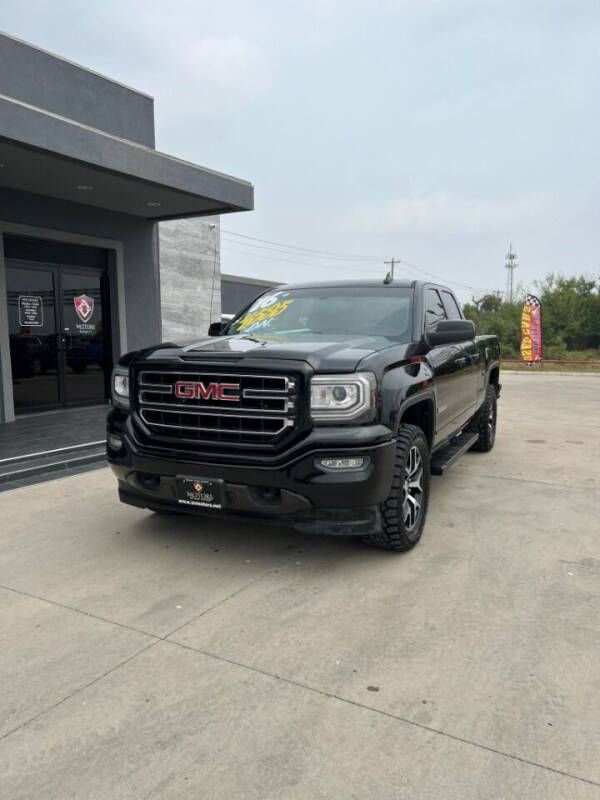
(425, 289, 447, 328)
(442, 291, 463, 320)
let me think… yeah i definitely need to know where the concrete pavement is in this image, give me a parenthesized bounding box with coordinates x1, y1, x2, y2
(1, 372, 599, 799)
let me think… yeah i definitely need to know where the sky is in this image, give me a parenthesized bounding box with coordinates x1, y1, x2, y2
(2, 0, 599, 301)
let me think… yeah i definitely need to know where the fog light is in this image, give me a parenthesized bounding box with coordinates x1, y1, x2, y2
(317, 456, 367, 471)
(107, 434, 123, 451)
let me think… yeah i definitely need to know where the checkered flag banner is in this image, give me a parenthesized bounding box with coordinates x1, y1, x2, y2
(521, 293, 543, 362)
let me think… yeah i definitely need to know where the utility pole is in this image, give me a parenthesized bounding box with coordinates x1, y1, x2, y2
(505, 243, 517, 303)
(384, 257, 398, 284)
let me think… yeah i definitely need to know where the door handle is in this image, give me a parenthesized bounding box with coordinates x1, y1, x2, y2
(56, 333, 72, 351)
(455, 357, 468, 367)
(471, 353, 481, 363)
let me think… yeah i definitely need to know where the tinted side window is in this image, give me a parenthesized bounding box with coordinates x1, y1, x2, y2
(442, 291, 463, 320)
(425, 289, 447, 328)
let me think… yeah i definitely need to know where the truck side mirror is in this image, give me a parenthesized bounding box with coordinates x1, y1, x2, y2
(427, 319, 475, 347)
(208, 321, 226, 337)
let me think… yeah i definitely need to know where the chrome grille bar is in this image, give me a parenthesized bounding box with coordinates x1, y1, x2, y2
(136, 368, 297, 444)
(140, 409, 293, 436)
(138, 396, 293, 415)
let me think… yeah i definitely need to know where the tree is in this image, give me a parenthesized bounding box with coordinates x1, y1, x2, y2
(463, 274, 600, 359)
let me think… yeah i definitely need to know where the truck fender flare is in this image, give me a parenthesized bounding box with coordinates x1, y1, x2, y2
(486, 360, 501, 390)
(395, 391, 436, 446)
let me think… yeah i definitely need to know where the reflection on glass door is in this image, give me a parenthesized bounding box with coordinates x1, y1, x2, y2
(5, 262, 112, 413)
(6, 266, 60, 412)
(60, 271, 108, 406)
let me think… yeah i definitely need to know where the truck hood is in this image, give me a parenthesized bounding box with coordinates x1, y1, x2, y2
(143, 333, 405, 372)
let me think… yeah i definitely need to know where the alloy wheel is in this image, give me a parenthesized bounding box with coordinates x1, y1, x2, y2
(402, 445, 423, 531)
(488, 402, 495, 439)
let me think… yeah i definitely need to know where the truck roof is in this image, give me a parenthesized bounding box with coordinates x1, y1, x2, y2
(279, 279, 420, 290)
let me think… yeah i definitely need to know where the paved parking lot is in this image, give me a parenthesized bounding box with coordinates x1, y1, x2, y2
(1, 372, 599, 799)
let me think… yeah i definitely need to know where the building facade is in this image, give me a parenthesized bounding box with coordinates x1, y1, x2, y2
(0, 32, 253, 425)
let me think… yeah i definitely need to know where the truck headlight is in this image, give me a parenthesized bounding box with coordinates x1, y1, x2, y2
(112, 366, 130, 410)
(310, 373, 376, 421)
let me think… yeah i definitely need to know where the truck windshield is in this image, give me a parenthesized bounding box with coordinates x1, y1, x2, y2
(226, 287, 413, 341)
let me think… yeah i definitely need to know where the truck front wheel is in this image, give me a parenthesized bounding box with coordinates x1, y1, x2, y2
(363, 424, 431, 552)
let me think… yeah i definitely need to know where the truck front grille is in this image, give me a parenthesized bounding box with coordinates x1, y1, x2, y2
(135, 369, 297, 447)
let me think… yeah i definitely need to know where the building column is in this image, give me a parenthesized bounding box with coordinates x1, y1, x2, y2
(158, 216, 221, 341)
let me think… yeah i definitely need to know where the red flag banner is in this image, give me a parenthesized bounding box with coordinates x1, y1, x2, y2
(520, 293, 543, 362)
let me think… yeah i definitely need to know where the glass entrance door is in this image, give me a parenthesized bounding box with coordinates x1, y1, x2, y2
(5, 262, 112, 413)
(60, 270, 109, 406)
(6, 265, 60, 412)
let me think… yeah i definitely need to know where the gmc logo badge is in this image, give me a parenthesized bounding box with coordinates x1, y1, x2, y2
(174, 381, 240, 402)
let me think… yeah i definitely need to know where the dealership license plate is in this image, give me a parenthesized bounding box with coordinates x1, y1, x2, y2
(175, 477, 226, 509)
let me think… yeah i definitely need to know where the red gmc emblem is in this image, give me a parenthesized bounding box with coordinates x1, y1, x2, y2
(174, 381, 240, 402)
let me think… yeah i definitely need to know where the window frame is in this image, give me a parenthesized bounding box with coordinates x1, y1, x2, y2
(441, 290, 464, 321)
(424, 288, 448, 330)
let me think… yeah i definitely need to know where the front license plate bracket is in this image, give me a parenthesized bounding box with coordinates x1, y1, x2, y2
(175, 477, 226, 509)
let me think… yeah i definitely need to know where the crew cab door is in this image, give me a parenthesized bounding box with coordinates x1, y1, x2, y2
(440, 289, 479, 421)
(424, 288, 475, 445)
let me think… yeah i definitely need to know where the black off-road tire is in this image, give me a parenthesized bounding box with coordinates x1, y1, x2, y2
(362, 424, 431, 552)
(469, 384, 497, 452)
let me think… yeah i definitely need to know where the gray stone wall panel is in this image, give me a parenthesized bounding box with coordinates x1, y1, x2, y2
(159, 217, 221, 341)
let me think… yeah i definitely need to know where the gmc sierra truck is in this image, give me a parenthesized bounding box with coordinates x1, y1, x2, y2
(107, 280, 500, 551)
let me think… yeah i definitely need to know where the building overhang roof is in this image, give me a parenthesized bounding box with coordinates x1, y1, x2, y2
(0, 94, 254, 220)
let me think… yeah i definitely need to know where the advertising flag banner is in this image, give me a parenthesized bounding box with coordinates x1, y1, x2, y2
(520, 293, 542, 362)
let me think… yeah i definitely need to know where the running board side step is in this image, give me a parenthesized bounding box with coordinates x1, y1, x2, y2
(430, 431, 479, 476)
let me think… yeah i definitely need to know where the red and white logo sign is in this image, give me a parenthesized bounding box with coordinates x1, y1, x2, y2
(74, 294, 95, 323)
(174, 381, 240, 402)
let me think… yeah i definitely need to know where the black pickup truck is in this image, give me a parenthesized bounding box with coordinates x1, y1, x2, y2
(107, 280, 500, 551)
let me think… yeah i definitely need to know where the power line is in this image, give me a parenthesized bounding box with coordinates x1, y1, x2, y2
(221, 235, 372, 264)
(222, 244, 493, 293)
(221, 228, 384, 261)
(221, 245, 382, 273)
(222, 244, 422, 280)
(224, 234, 410, 278)
(221, 229, 497, 294)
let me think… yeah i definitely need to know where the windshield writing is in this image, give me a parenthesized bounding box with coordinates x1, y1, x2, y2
(227, 288, 412, 340)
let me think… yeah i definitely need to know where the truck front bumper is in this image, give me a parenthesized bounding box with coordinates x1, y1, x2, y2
(107, 416, 396, 536)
